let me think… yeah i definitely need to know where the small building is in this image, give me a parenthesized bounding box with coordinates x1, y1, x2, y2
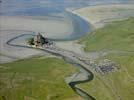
(97, 59, 119, 74)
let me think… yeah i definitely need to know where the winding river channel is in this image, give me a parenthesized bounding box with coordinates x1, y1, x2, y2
(1, 0, 134, 99)
(1, 2, 95, 97)
(6, 33, 96, 100)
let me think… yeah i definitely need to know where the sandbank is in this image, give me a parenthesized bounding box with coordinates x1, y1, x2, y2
(71, 4, 134, 28)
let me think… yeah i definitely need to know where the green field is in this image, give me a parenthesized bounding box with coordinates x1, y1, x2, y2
(78, 17, 134, 100)
(1, 18, 134, 100)
(79, 54, 134, 100)
(80, 17, 134, 52)
(0, 57, 81, 100)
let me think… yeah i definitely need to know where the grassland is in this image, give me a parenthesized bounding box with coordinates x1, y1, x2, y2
(0, 17, 134, 100)
(79, 54, 134, 100)
(80, 17, 134, 52)
(78, 17, 134, 100)
(0, 57, 81, 100)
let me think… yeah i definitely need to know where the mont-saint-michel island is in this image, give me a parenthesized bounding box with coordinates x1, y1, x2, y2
(0, 0, 134, 100)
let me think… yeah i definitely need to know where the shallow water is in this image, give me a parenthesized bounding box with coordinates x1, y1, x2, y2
(0, 0, 134, 40)
(1, 0, 133, 16)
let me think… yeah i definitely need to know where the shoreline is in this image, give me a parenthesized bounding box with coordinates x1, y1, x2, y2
(71, 4, 134, 29)
(55, 3, 134, 59)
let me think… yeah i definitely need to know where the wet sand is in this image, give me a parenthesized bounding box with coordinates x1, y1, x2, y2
(71, 4, 134, 29)
(1, 4, 134, 63)
(0, 15, 74, 39)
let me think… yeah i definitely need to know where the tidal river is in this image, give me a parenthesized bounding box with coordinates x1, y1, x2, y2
(1, 0, 134, 99)
(6, 33, 96, 99)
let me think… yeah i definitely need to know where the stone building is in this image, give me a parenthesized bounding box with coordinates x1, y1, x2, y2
(34, 33, 44, 47)
(33, 33, 53, 47)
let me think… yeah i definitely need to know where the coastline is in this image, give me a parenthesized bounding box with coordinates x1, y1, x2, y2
(70, 4, 134, 29)
(55, 3, 134, 59)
